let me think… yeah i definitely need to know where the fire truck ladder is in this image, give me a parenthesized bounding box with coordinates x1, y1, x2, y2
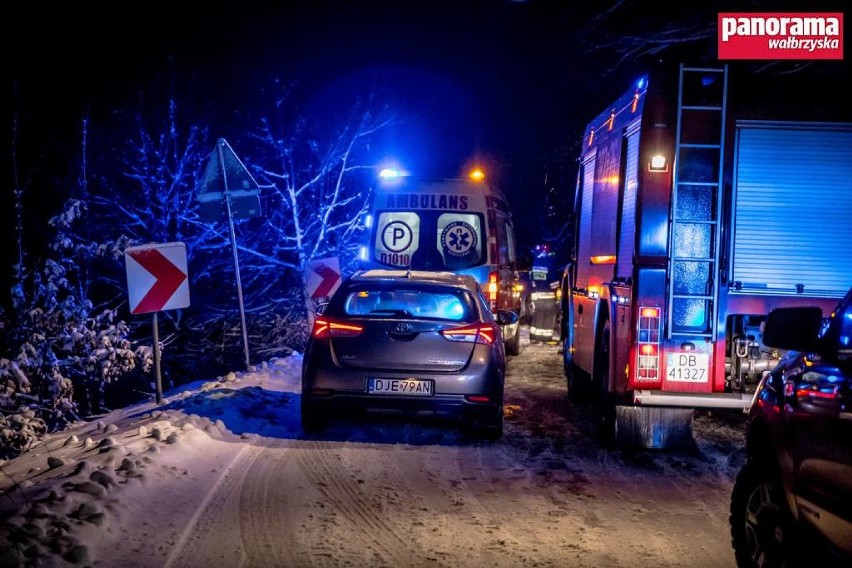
(667, 64, 728, 339)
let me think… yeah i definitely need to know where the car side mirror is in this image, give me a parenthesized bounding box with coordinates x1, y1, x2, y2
(497, 310, 519, 326)
(316, 303, 328, 315)
(762, 306, 823, 352)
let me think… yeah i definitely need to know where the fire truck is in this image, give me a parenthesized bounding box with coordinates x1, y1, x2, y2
(561, 62, 852, 448)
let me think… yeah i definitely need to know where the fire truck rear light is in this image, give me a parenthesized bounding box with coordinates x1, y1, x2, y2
(636, 305, 662, 382)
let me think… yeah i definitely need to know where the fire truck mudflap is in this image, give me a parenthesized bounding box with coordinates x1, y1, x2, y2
(614, 406, 695, 450)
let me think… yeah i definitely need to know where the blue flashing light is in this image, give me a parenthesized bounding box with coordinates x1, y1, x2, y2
(437, 298, 465, 320)
(636, 77, 647, 90)
(379, 167, 402, 181)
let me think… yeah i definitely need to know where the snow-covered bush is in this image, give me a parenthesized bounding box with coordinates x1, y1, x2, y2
(0, 199, 146, 459)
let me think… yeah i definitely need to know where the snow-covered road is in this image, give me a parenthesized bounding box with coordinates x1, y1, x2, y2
(0, 332, 748, 567)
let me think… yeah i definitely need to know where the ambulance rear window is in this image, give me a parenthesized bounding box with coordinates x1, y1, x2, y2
(371, 210, 484, 271)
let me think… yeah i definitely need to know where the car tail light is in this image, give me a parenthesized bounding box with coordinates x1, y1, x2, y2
(313, 317, 364, 338)
(636, 306, 661, 381)
(796, 384, 840, 400)
(465, 395, 491, 403)
(440, 323, 497, 345)
(488, 271, 499, 310)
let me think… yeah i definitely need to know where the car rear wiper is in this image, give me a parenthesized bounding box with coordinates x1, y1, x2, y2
(369, 309, 413, 317)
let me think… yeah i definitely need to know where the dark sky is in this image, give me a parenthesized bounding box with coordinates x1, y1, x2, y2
(8, 1, 849, 257)
(9, 1, 618, 230)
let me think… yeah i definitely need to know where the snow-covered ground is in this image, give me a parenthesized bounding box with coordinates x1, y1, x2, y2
(0, 336, 748, 567)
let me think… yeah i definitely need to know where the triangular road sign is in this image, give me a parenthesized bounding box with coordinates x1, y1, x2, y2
(199, 138, 260, 194)
(198, 138, 262, 221)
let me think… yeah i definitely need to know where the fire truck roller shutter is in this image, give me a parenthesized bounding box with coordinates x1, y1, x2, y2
(731, 122, 852, 298)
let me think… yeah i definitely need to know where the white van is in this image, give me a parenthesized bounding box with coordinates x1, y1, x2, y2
(359, 170, 523, 354)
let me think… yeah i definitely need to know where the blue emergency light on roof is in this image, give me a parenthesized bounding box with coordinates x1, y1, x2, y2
(636, 77, 647, 90)
(379, 167, 402, 181)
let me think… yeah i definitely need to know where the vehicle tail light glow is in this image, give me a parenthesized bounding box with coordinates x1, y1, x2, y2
(636, 305, 661, 381)
(488, 271, 499, 309)
(796, 385, 840, 400)
(465, 395, 491, 403)
(590, 255, 616, 265)
(313, 317, 364, 338)
(441, 323, 497, 345)
(640, 343, 657, 356)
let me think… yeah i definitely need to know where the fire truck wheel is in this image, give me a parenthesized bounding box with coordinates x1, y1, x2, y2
(566, 358, 592, 403)
(594, 320, 617, 444)
(593, 320, 611, 404)
(730, 456, 797, 568)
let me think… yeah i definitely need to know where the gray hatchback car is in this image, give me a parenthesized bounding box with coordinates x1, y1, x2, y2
(301, 269, 517, 439)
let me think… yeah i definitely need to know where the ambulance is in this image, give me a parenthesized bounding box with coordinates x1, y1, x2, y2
(359, 168, 523, 355)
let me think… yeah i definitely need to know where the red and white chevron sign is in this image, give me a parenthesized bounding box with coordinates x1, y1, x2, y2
(306, 257, 342, 300)
(125, 242, 190, 315)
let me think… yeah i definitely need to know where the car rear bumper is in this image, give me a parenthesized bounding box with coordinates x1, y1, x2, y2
(302, 390, 501, 422)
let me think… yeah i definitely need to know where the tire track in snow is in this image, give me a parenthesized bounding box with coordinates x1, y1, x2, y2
(164, 444, 263, 568)
(294, 438, 422, 567)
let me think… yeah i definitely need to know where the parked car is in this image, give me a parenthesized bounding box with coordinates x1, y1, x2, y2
(729, 288, 852, 568)
(301, 269, 517, 439)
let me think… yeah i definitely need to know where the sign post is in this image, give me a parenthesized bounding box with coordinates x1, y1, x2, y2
(197, 138, 262, 370)
(125, 242, 190, 403)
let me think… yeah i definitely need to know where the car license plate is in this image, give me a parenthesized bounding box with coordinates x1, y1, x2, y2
(666, 353, 709, 382)
(367, 378, 433, 396)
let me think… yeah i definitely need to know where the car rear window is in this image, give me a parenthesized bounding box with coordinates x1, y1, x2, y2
(342, 286, 474, 321)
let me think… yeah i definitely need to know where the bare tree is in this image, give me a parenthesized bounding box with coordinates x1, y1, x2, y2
(246, 81, 395, 327)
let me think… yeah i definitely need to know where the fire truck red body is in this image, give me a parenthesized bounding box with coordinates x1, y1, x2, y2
(561, 62, 852, 447)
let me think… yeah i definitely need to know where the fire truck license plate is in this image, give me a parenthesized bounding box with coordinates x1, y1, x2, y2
(666, 353, 709, 382)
